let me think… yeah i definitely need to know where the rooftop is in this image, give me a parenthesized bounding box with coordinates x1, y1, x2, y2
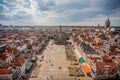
(0, 67, 11, 75)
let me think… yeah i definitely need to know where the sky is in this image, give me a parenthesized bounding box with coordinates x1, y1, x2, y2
(0, 0, 120, 26)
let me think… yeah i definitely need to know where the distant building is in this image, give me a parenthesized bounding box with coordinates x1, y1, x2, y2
(0, 24, 2, 29)
(54, 26, 68, 45)
(105, 17, 111, 29)
(9, 25, 14, 29)
(105, 18, 111, 34)
(3, 25, 9, 29)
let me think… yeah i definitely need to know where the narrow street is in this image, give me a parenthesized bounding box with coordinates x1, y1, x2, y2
(29, 40, 74, 80)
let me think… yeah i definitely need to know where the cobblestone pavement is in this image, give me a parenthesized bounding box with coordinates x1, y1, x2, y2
(29, 40, 74, 80)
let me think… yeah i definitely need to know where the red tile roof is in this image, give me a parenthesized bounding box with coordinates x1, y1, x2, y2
(96, 63, 106, 69)
(89, 57, 101, 62)
(107, 63, 117, 69)
(7, 47, 17, 53)
(32, 42, 39, 46)
(10, 57, 25, 67)
(0, 54, 7, 60)
(102, 55, 108, 60)
(0, 68, 11, 74)
(110, 51, 118, 56)
(96, 62, 117, 69)
(7, 39, 14, 43)
(0, 53, 12, 60)
(115, 58, 120, 63)
(102, 55, 112, 62)
(93, 37, 100, 44)
(25, 38, 32, 41)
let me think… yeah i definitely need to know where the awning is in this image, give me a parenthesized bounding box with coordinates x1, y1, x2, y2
(79, 57, 85, 63)
(82, 64, 91, 74)
(25, 62, 33, 70)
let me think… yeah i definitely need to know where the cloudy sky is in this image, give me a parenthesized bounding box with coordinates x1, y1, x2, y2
(0, 0, 120, 26)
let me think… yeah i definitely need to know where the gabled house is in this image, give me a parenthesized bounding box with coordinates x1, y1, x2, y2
(0, 53, 14, 67)
(95, 62, 118, 79)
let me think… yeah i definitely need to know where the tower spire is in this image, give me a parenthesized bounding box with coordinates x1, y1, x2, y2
(105, 17, 111, 29)
(108, 17, 109, 21)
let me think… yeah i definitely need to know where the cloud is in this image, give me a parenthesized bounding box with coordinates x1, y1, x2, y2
(0, 4, 9, 14)
(3, 0, 26, 6)
(35, 0, 56, 11)
(0, 0, 120, 26)
(0, 0, 37, 20)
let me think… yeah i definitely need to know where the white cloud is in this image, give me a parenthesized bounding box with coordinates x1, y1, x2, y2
(0, 0, 120, 26)
(2, 0, 28, 16)
(3, 0, 26, 5)
(29, 0, 38, 16)
(0, 4, 9, 14)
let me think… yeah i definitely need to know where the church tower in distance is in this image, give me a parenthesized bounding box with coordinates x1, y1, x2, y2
(105, 17, 111, 29)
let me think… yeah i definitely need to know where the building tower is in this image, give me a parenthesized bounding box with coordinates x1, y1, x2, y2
(59, 26, 62, 33)
(105, 17, 111, 29)
(105, 17, 111, 34)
